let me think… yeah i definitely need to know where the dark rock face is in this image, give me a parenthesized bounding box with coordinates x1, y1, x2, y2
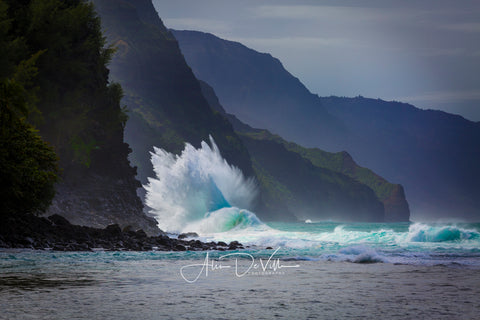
(383, 185, 411, 222)
(45, 173, 159, 236)
(7, 0, 161, 235)
(0, 214, 241, 252)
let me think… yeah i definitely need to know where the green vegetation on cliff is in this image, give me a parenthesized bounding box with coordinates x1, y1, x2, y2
(0, 0, 156, 233)
(5, 0, 127, 173)
(0, 1, 58, 216)
(241, 133, 385, 222)
(240, 129, 409, 222)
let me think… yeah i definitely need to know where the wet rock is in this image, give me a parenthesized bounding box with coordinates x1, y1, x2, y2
(174, 244, 187, 251)
(228, 241, 243, 250)
(178, 232, 199, 239)
(53, 244, 66, 251)
(135, 229, 147, 239)
(0, 213, 243, 253)
(105, 224, 122, 236)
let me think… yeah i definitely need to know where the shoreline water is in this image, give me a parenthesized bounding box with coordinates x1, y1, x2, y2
(2, 218, 480, 318)
(1, 250, 479, 319)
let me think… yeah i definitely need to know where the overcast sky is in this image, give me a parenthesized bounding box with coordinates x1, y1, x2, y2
(152, 0, 480, 121)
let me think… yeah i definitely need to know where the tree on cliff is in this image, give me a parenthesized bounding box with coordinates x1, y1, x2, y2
(0, 0, 58, 216)
(1, 0, 155, 233)
(3, 0, 129, 172)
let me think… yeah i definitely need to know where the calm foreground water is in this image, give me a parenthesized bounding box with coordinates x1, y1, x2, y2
(1, 222, 480, 319)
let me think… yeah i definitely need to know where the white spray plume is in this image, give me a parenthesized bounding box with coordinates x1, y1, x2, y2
(144, 136, 258, 233)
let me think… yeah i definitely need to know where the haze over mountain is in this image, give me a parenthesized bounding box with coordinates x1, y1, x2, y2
(154, 0, 480, 123)
(200, 81, 409, 222)
(173, 30, 480, 221)
(92, 0, 409, 223)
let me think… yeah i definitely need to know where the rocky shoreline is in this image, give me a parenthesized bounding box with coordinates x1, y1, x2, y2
(0, 214, 244, 252)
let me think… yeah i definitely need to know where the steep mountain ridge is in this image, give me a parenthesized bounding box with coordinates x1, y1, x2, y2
(93, 0, 255, 188)
(174, 29, 480, 220)
(94, 0, 402, 222)
(173, 30, 345, 149)
(200, 81, 409, 222)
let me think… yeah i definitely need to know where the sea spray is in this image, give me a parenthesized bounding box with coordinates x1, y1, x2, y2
(144, 136, 259, 233)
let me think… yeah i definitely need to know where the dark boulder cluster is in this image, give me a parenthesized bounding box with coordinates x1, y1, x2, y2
(0, 214, 243, 252)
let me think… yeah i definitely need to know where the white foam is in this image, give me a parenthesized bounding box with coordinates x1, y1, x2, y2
(144, 136, 258, 233)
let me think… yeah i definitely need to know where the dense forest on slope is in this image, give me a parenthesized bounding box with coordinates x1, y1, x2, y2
(0, 1, 59, 217)
(0, 0, 157, 234)
(0, 9, 58, 216)
(174, 29, 480, 220)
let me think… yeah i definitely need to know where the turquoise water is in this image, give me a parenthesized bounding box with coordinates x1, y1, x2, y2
(2, 222, 480, 320)
(3, 221, 479, 265)
(186, 221, 480, 267)
(143, 139, 480, 267)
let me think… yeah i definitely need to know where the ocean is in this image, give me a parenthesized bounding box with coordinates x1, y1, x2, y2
(2, 139, 479, 318)
(1, 221, 480, 319)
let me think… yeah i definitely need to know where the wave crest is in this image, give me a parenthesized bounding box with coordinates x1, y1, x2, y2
(407, 223, 480, 242)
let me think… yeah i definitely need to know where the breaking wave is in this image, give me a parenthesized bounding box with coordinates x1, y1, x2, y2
(406, 223, 480, 242)
(144, 136, 261, 233)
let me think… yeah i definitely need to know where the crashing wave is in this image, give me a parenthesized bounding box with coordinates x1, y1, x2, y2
(144, 136, 260, 233)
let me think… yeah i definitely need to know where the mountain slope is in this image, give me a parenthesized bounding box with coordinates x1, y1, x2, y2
(172, 30, 345, 150)
(92, 0, 254, 188)
(243, 130, 409, 222)
(200, 81, 406, 222)
(94, 1, 404, 223)
(241, 134, 385, 222)
(282, 143, 410, 222)
(174, 29, 480, 220)
(320, 96, 480, 219)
